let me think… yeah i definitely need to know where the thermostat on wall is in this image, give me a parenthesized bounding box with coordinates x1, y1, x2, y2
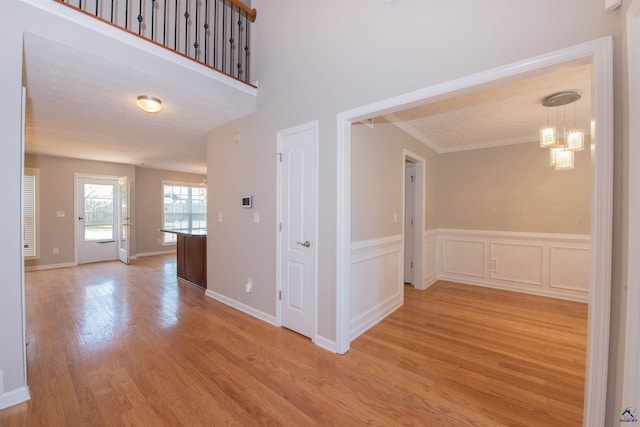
(241, 196, 253, 208)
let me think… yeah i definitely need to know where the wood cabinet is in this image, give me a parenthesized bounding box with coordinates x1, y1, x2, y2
(176, 233, 207, 288)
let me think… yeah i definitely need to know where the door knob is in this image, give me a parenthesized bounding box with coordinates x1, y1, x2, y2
(296, 241, 311, 248)
(78, 217, 84, 220)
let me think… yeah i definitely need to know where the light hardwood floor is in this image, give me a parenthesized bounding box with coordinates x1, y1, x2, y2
(1, 254, 587, 426)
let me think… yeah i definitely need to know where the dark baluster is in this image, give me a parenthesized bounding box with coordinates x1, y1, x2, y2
(125, 0, 129, 29)
(78, 0, 83, 10)
(244, 10, 249, 82)
(138, 0, 143, 35)
(95, 0, 98, 16)
(184, 0, 190, 56)
(110, 0, 115, 23)
(204, 0, 209, 65)
(213, 0, 218, 68)
(151, 0, 156, 41)
(236, 8, 241, 78)
(163, 0, 167, 45)
(194, 0, 199, 59)
(222, 0, 226, 74)
(229, 5, 235, 77)
(174, 0, 178, 50)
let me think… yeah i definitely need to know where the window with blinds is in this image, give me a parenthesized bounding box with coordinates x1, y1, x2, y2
(24, 168, 39, 259)
(162, 182, 207, 244)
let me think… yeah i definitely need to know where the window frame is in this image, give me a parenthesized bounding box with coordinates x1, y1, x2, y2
(161, 181, 207, 245)
(23, 167, 40, 260)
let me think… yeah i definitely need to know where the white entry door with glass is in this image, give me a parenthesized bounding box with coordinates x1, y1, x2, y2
(76, 176, 119, 264)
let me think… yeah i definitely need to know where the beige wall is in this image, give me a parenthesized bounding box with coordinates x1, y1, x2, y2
(23, 155, 205, 267)
(351, 119, 438, 242)
(135, 167, 206, 254)
(351, 122, 591, 241)
(24, 154, 135, 268)
(437, 140, 592, 234)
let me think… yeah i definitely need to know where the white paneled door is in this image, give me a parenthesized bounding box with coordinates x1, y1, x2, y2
(278, 121, 318, 339)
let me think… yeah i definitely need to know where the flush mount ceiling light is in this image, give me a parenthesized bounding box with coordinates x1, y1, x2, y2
(539, 91, 584, 171)
(136, 95, 162, 113)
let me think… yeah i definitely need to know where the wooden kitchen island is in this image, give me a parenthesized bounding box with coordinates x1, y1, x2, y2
(160, 228, 207, 289)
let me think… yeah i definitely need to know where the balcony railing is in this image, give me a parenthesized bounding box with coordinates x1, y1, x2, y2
(56, 0, 257, 85)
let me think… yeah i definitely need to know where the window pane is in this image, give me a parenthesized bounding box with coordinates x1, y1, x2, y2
(84, 184, 114, 241)
(163, 183, 207, 243)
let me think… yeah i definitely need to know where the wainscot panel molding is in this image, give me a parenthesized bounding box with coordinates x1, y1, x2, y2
(204, 290, 278, 326)
(350, 235, 404, 340)
(423, 229, 438, 288)
(428, 229, 589, 302)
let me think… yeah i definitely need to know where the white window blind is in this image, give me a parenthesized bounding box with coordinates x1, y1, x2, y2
(162, 182, 207, 244)
(24, 168, 39, 259)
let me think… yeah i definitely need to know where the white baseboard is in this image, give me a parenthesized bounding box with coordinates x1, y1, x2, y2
(135, 250, 176, 257)
(0, 386, 30, 410)
(314, 335, 337, 353)
(350, 293, 403, 341)
(204, 290, 277, 326)
(24, 261, 76, 272)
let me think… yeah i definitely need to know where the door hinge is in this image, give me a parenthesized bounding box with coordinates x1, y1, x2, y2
(277, 152, 282, 162)
(411, 175, 414, 182)
(411, 261, 413, 268)
(279, 222, 282, 231)
(279, 290, 282, 301)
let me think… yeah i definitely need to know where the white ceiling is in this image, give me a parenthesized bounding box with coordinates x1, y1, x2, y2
(23, 30, 591, 174)
(23, 33, 257, 175)
(383, 61, 592, 153)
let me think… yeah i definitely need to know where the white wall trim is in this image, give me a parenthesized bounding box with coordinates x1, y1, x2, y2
(204, 289, 278, 326)
(24, 261, 77, 272)
(135, 250, 177, 257)
(336, 37, 613, 426)
(313, 335, 337, 353)
(430, 228, 590, 303)
(350, 235, 404, 340)
(623, 0, 640, 417)
(0, 386, 30, 411)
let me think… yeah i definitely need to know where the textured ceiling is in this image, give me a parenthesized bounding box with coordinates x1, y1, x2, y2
(23, 30, 591, 174)
(23, 33, 256, 174)
(385, 61, 592, 153)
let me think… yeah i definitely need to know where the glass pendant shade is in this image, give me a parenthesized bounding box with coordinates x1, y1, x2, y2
(540, 126, 557, 148)
(554, 149, 575, 171)
(566, 129, 585, 151)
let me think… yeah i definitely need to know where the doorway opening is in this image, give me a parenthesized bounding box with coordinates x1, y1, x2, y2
(336, 37, 613, 425)
(75, 174, 130, 265)
(403, 151, 425, 289)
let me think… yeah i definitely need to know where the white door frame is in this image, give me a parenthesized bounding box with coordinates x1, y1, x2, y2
(336, 37, 613, 426)
(402, 150, 425, 290)
(276, 120, 319, 341)
(624, 0, 640, 416)
(74, 173, 124, 265)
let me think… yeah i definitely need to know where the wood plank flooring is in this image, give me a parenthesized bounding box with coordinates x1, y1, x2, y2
(0, 254, 587, 426)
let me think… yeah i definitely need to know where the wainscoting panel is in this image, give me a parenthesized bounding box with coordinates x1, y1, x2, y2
(350, 235, 404, 339)
(549, 246, 590, 292)
(431, 229, 589, 302)
(424, 230, 438, 288)
(489, 242, 544, 286)
(441, 239, 485, 278)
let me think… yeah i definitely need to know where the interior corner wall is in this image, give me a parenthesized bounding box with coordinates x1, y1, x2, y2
(134, 167, 206, 255)
(351, 119, 438, 243)
(437, 140, 592, 235)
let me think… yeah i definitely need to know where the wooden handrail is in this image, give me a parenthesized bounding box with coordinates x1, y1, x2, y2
(228, 0, 257, 22)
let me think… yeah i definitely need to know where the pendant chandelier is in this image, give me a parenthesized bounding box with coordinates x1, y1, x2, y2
(539, 91, 584, 170)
